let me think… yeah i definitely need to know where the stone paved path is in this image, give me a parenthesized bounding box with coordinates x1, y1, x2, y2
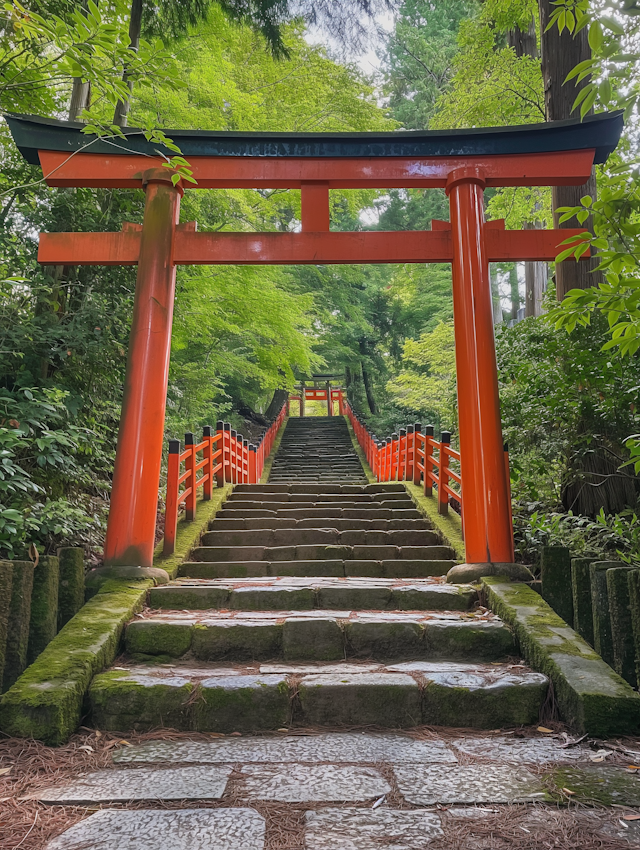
(18, 730, 640, 849)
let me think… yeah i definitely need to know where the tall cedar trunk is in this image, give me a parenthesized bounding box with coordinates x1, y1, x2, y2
(509, 17, 546, 315)
(113, 0, 144, 127)
(490, 265, 503, 324)
(264, 388, 289, 421)
(361, 363, 378, 414)
(509, 265, 520, 322)
(539, 0, 600, 298)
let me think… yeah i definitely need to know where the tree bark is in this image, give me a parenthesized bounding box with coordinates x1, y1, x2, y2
(264, 388, 289, 421)
(524, 222, 547, 316)
(113, 0, 144, 127)
(361, 363, 378, 414)
(538, 0, 600, 298)
(490, 265, 503, 325)
(507, 18, 537, 58)
(509, 265, 520, 323)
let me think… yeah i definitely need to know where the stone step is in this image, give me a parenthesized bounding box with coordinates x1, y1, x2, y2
(89, 660, 547, 732)
(148, 577, 478, 612)
(191, 544, 455, 563)
(234, 483, 407, 494)
(227, 491, 411, 503)
(201, 529, 440, 547)
(179, 559, 456, 578)
(208, 517, 433, 532)
(125, 609, 514, 662)
(217, 507, 423, 520)
(222, 500, 415, 512)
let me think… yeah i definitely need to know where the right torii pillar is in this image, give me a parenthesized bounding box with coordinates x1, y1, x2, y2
(446, 167, 519, 582)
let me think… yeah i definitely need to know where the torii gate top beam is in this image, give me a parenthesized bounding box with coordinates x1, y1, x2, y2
(5, 111, 623, 189)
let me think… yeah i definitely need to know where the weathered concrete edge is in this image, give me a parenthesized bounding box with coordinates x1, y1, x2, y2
(404, 482, 465, 562)
(483, 578, 640, 736)
(260, 417, 288, 483)
(153, 485, 234, 579)
(0, 579, 152, 745)
(344, 416, 376, 484)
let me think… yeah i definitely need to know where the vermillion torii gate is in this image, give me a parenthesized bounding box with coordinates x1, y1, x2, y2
(6, 112, 622, 582)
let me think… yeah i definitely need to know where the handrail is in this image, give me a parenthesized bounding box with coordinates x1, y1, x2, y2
(343, 398, 513, 523)
(163, 400, 287, 554)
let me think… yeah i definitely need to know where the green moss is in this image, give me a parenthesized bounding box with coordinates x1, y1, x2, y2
(125, 621, 193, 657)
(0, 561, 13, 693)
(195, 677, 290, 732)
(606, 566, 637, 687)
(3, 560, 34, 693)
(344, 416, 376, 483)
(346, 621, 423, 660)
(57, 548, 85, 630)
(27, 555, 59, 664)
(90, 669, 194, 732)
(404, 482, 465, 562)
(590, 561, 622, 667)
(422, 679, 547, 729)
(541, 546, 573, 625)
(148, 585, 231, 610)
(552, 766, 640, 806)
(628, 570, 640, 692)
(571, 558, 595, 646)
(423, 621, 515, 660)
(192, 621, 283, 661)
(153, 486, 233, 580)
(483, 577, 640, 736)
(0, 579, 151, 744)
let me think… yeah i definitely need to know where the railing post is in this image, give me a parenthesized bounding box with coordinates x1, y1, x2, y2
(249, 443, 258, 484)
(413, 424, 422, 486)
(385, 436, 392, 481)
(406, 425, 414, 482)
(424, 425, 434, 496)
(163, 438, 181, 556)
(439, 430, 451, 515)
(215, 421, 224, 487)
(398, 428, 407, 480)
(223, 422, 231, 483)
(230, 429, 237, 484)
(376, 441, 383, 482)
(390, 433, 398, 480)
(184, 432, 196, 520)
(243, 438, 249, 483)
(202, 426, 213, 500)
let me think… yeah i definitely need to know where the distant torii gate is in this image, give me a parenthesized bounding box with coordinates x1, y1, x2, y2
(6, 112, 623, 580)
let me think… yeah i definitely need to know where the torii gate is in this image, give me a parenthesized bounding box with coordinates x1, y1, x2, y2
(6, 112, 623, 583)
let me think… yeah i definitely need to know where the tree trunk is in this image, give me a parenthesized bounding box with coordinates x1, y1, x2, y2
(490, 265, 503, 325)
(264, 388, 289, 421)
(361, 363, 378, 414)
(113, 0, 144, 127)
(507, 18, 537, 58)
(509, 265, 520, 323)
(538, 0, 600, 298)
(69, 79, 90, 121)
(524, 223, 547, 317)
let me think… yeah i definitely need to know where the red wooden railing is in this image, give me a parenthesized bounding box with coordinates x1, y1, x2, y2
(163, 402, 287, 554)
(344, 399, 462, 516)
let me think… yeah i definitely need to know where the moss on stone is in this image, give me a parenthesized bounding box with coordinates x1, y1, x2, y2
(0, 561, 13, 693)
(27, 555, 59, 664)
(89, 668, 194, 732)
(571, 558, 595, 647)
(192, 621, 283, 661)
(195, 676, 290, 732)
(628, 570, 640, 693)
(483, 577, 640, 736)
(346, 621, 423, 660)
(541, 546, 573, 625)
(148, 585, 231, 610)
(0, 579, 151, 744)
(422, 679, 546, 729)
(606, 566, 637, 687)
(283, 618, 344, 661)
(423, 621, 515, 660)
(403, 482, 465, 562)
(57, 548, 85, 630)
(3, 560, 34, 693)
(125, 620, 193, 657)
(552, 766, 640, 806)
(152, 486, 234, 581)
(590, 561, 624, 667)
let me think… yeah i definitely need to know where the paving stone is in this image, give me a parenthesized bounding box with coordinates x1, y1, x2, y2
(113, 732, 457, 765)
(240, 763, 390, 802)
(44, 808, 265, 850)
(305, 808, 444, 849)
(552, 765, 640, 805)
(35, 765, 232, 803)
(451, 735, 590, 765)
(394, 763, 548, 804)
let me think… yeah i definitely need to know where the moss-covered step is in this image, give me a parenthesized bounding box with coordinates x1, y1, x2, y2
(201, 529, 441, 547)
(148, 577, 477, 612)
(0, 561, 14, 693)
(0, 578, 151, 745)
(124, 610, 514, 663)
(57, 547, 85, 630)
(88, 659, 546, 732)
(179, 558, 457, 579)
(482, 578, 640, 736)
(233, 483, 408, 494)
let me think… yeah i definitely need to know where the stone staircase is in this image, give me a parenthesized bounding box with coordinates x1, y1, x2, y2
(89, 416, 548, 732)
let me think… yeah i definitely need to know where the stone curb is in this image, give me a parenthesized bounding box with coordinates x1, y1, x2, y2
(482, 578, 640, 736)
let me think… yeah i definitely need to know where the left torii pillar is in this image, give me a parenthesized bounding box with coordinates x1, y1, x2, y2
(95, 168, 182, 585)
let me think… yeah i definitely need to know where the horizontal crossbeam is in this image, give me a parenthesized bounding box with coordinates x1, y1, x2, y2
(37, 149, 597, 189)
(38, 227, 589, 266)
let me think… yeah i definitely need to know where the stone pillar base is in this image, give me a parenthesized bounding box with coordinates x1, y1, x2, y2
(447, 562, 533, 584)
(86, 565, 170, 597)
